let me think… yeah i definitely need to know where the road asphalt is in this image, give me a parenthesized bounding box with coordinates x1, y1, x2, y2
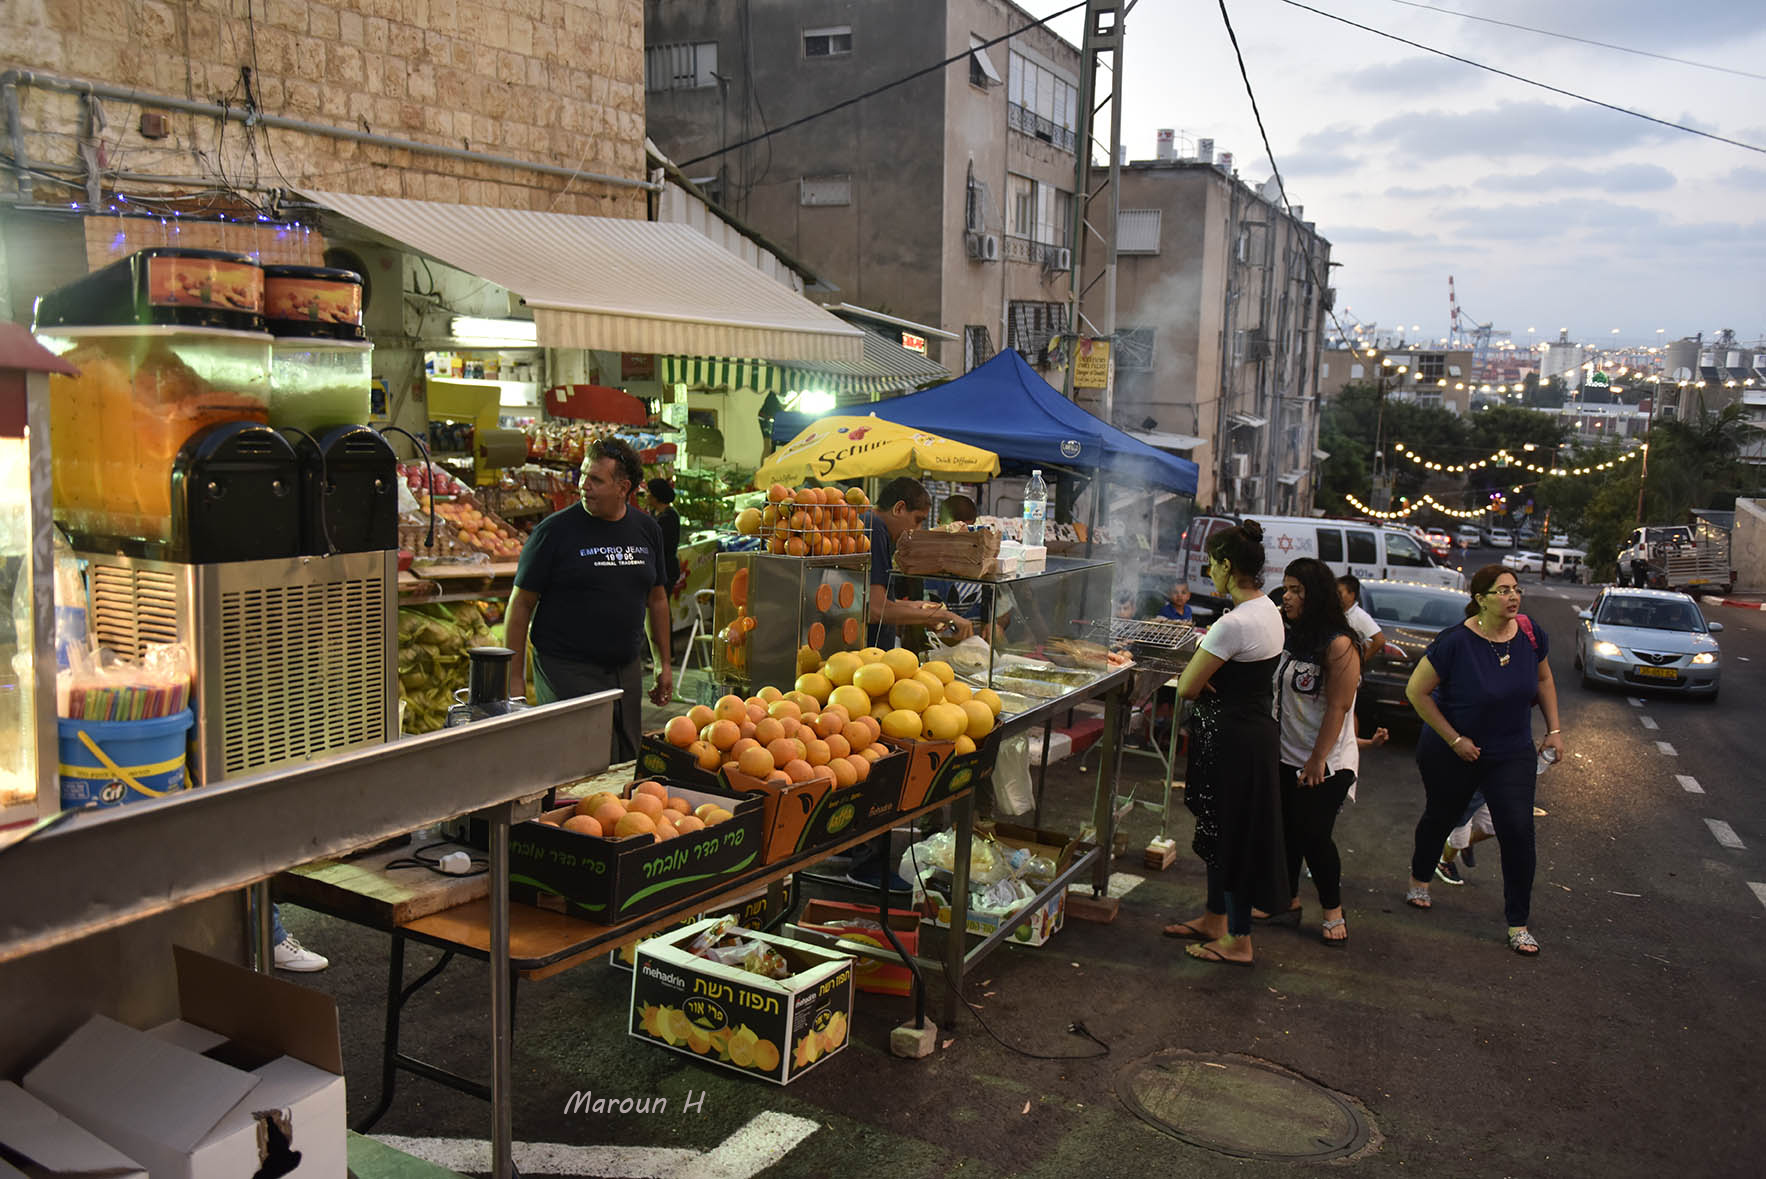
(281, 550, 1765, 1177)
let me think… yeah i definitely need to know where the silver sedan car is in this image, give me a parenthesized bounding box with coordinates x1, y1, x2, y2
(1573, 588, 1723, 700)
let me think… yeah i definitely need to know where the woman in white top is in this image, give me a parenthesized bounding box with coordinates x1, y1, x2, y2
(1271, 558, 1361, 945)
(1163, 521, 1288, 967)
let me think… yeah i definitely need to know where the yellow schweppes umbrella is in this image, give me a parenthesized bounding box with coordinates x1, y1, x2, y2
(754, 415, 1000, 487)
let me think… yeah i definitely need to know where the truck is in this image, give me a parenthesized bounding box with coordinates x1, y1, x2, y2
(1616, 513, 1734, 593)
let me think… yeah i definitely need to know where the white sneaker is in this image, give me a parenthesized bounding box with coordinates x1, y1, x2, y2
(273, 935, 329, 973)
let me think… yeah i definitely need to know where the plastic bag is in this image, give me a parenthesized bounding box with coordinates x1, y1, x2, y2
(991, 732, 1034, 817)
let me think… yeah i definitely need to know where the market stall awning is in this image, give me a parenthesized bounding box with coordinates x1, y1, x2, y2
(1127, 429, 1206, 453)
(660, 331, 949, 397)
(754, 415, 1000, 486)
(303, 190, 866, 363)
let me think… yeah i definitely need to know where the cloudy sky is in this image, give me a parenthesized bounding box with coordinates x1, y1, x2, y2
(1020, 0, 1766, 350)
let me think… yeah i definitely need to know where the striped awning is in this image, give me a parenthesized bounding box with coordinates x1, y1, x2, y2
(661, 331, 950, 397)
(303, 190, 865, 363)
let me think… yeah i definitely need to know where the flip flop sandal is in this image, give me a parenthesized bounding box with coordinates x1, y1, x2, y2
(1162, 921, 1212, 940)
(1508, 929, 1541, 956)
(1253, 907, 1302, 926)
(1321, 917, 1349, 946)
(1405, 886, 1432, 910)
(1185, 943, 1253, 967)
(1435, 860, 1466, 886)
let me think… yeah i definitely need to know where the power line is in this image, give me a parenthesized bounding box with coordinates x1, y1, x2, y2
(678, 0, 1088, 169)
(1274, 0, 1766, 156)
(1378, 0, 1766, 83)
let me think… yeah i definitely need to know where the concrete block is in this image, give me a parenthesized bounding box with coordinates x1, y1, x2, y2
(890, 1019, 939, 1060)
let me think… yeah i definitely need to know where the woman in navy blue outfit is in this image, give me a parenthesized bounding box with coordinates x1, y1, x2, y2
(1402, 565, 1565, 955)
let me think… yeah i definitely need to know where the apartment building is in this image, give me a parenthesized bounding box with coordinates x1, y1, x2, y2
(643, 0, 1082, 377)
(1100, 157, 1332, 512)
(1318, 346, 1479, 415)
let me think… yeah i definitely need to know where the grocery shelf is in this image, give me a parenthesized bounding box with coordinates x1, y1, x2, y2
(0, 690, 619, 965)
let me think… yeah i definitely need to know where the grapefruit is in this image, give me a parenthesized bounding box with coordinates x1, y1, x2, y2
(591, 801, 627, 829)
(912, 669, 945, 705)
(924, 702, 967, 741)
(614, 811, 657, 838)
(881, 648, 919, 680)
(954, 734, 977, 755)
(829, 684, 872, 718)
(974, 688, 1004, 718)
(961, 699, 995, 738)
(942, 679, 972, 705)
(767, 699, 802, 721)
(888, 678, 931, 714)
(713, 694, 747, 723)
(687, 704, 716, 729)
(738, 745, 776, 778)
(825, 651, 863, 687)
(563, 815, 603, 836)
(853, 663, 895, 698)
(628, 793, 665, 818)
(882, 709, 923, 739)
(783, 758, 815, 783)
(795, 672, 833, 704)
(923, 659, 955, 685)
(634, 780, 669, 802)
(735, 507, 762, 535)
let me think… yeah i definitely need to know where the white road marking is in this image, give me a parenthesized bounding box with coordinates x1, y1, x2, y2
(1749, 883, 1766, 910)
(1676, 774, 1704, 794)
(1655, 741, 1677, 756)
(1639, 716, 1659, 730)
(1628, 697, 1644, 707)
(1705, 819, 1745, 850)
(373, 1111, 819, 1178)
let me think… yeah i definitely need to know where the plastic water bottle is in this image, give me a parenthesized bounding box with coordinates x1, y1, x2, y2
(1022, 469, 1048, 547)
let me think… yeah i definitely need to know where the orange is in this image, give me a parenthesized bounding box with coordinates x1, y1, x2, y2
(767, 482, 791, 503)
(767, 534, 786, 555)
(736, 507, 762, 535)
(761, 504, 780, 528)
(812, 709, 846, 738)
(803, 738, 832, 766)
(691, 740, 723, 771)
(758, 685, 784, 703)
(842, 719, 872, 752)
(766, 738, 801, 767)
(705, 719, 741, 750)
(807, 622, 826, 651)
(634, 780, 669, 801)
(628, 793, 665, 818)
(858, 533, 871, 553)
(665, 796, 691, 814)
(846, 753, 870, 781)
(614, 811, 657, 838)
(830, 758, 857, 788)
(591, 800, 628, 829)
(729, 736, 760, 759)
(674, 814, 705, 834)
(783, 758, 814, 783)
(746, 702, 768, 723)
(767, 699, 802, 721)
(860, 744, 883, 763)
(845, 486, 869, 507)
(843, 617, 860, 644)
(754, 716, 785, 745)
(777, 715, 801, 739)
(664, 716, 697, 748)
(838, 582, 856, 609)
(563, 814, 602, 837)
(825, 732, 851, 760)
(577, 791, 620, 816)
(714, 694, 747, 723)
(738, 745, 776, 778)
(786, 536, 809, 557)
(794, 486, 818, 506)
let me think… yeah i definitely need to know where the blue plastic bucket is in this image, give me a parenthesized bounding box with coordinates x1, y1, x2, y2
(58, 709, 195, 809)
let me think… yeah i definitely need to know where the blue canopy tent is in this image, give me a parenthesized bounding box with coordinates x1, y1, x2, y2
(768, 349, 1198, 495)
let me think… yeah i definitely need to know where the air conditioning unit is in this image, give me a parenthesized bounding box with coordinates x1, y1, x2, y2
(1240, 476, 1262, 501)
(981, 233, 1001, 262)
(1229, 452, 1249, 479)
(1045, 246, 1072, 270)
(964, 231, 984, 260)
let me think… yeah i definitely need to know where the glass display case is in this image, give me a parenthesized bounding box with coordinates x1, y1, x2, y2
(890, 557, 1116, 718)
(1, 331, 63, 826)
(712, 552, 870, 692)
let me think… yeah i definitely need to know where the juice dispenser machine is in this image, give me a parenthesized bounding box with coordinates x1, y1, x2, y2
(263, 265, 396, 556)
(34, 250, 394, 787)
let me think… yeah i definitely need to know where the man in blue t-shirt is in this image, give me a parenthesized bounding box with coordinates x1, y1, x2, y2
(1156, 580, 1193, 622)
(864, 477, 973, 648)
(506, 437, 671, 762)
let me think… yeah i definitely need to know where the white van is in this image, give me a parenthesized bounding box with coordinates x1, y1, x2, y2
(1544, 547, 1586, 580)
(1179, 515, 1467, 590)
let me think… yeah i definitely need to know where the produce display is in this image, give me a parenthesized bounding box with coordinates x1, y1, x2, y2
(735, 484, 873, 557)
(396, 603, 500, 732)
(535, 779, 737, 841)
(397, 462, 528, 562)
(658, 646, 1002, 778)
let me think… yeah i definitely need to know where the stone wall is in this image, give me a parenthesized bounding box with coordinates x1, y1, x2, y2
(1733, 497, 1766, 592)
(1, 0, 647, 217)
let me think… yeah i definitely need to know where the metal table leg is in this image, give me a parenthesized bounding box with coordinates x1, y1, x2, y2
(941, 791, 974, 1031)
(249, 881, 273, 973)
(488, 801, 514, 1179)
(1093, 685, 1124, 895)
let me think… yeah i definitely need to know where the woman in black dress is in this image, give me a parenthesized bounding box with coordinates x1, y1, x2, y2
(1163, 521, 1288, 967)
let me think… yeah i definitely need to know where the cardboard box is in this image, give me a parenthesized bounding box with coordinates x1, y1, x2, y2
(636, 733, 724, 790)
(795, 899, 920, 997)
(607, 886, 776, 971)
(0, 1082, 146, 1179)
(630, 917, 854, 1086)
(509, 781, 766, 924)
(884, 725, 1003, 811)
(22, 947, 345, 1179)
(718, 752, 902, 864)
(919, 823, 1078, 948)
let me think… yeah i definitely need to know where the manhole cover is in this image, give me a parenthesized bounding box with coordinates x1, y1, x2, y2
(1116, 1050, 1372, 1161)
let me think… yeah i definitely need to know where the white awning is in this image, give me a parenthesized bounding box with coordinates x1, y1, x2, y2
(1229, 412, 1268, 429)
(1313, 448, 1332, 461)
(1277, 472, 1304, 486)
(969, 36, 1004, 85)
(305, 190, 865, 363)
(1128, 429, 1206, 452)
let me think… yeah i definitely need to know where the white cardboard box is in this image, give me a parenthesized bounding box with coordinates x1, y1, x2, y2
(22, 948, 345, 1179)
(0, 1082, 147, 1179)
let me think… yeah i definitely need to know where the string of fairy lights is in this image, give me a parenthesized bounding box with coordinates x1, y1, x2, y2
(1390, 441, 1646, 477)
(1346, 439, 1649, 520)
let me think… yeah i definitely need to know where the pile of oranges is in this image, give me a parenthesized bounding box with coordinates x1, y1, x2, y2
(539, 780, 736, 840)
(661, 691, 887, 791)
(734, 484, 873, 557)
(800, 647, 1001, 750)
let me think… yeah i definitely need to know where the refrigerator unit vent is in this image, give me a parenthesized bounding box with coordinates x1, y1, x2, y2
(89, 563, 181, 659)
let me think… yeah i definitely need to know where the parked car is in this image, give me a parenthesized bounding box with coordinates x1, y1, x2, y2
(1177, 514, 1466, 594)
(1353, 580, 1471, 720)
(1543, 547, 1586, 581)
(1483, 528, 1514, 549)
(1573, 587, 1722, 700)
(1424, 529, 1454, 558)
(1455, 525, 1483, 548)
(1501, 551, 1543, 573)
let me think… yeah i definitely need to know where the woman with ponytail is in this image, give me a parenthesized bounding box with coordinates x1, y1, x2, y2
(1163, 520, 1288, 967)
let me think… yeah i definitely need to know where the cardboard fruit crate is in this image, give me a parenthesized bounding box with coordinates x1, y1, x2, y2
(509, 781, 765, 924)
(918, 822, 1078, 948)
(795, 899, 920, 997)
(630, 917, 854, 1085)
(719, 749, 904, 864)
(882, 724, 1003, 811)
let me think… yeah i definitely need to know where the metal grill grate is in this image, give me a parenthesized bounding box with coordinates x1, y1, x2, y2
(1086, 618, 1200, 674)
(89, 564, 181, 659)
(219, 572, 387, 776)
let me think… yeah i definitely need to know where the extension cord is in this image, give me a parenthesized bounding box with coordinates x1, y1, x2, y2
(438, 851, 475, 875)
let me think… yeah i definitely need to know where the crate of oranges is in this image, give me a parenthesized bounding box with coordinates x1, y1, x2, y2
(734, 484, 873, 557)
